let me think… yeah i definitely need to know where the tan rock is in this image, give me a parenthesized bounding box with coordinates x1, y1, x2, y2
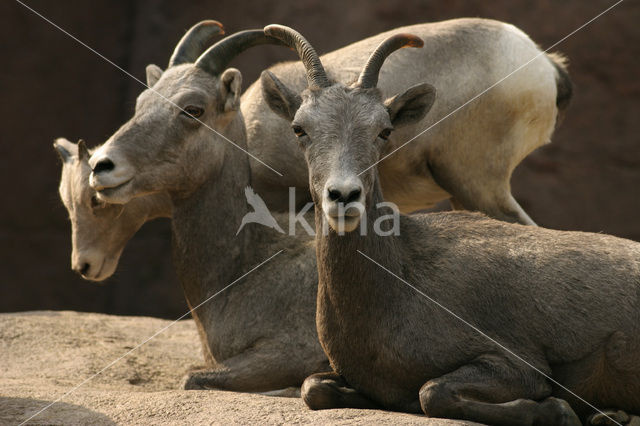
(1, 311, 473, 425)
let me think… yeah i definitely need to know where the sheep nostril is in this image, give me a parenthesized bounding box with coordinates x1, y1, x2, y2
(93, 158, 115, 174)
(328, 189, 342, 202)
(327, 187, 361, 204)
(79, 263, 90, 276)
(345, 188, 361, 203)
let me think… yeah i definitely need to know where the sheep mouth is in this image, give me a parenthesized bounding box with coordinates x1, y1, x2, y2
(83, 256, 119, 282)
(325, 213, 362, 233)
(95, 179, 133, 201)
(328, 211, 362, 218)
(324, 202, 365, 219)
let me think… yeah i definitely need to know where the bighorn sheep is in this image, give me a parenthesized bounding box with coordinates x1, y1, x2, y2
(52, 18, 232, 279)
(54, 138, 171, 281)
(261, 25, 640, 425)
(84, 23, 330, 392)
(52, 19, 228, 280)
(81, 19, 570, 226)
(246, 18, 571, 224)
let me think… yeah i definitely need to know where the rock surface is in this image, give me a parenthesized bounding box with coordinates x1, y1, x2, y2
(1, 311, 474, 425)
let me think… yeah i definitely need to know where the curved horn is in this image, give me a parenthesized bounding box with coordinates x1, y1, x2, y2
(263, 25, 330, 90)
(195, 29, 286, 76)
(357, 34, 423, 89)
(168, 20, 225, 67)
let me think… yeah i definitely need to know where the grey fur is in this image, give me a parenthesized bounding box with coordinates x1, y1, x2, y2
(264, 26, 640, 424)
(252, 18, 572, 224)
(86, 19, 572, 226)
(84, 27, 329, 392)
(58, 17, 575, 399)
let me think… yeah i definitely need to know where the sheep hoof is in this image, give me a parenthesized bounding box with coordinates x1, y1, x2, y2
(537, 397, 581, 426)
(180, 371, 206, 390)
(588, 410, 634, 426)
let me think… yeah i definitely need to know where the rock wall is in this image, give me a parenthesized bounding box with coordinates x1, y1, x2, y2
(1, 0, 638, 316)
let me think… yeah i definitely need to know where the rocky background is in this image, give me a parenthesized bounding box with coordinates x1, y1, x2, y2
(1, 0, 638, 317)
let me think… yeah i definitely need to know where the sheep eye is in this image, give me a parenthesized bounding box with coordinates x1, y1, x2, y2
(378, 128, 392, 140)
(292, 125, 307, 137)
(90, 194, 105, 209)
(182, 106, 204, 119)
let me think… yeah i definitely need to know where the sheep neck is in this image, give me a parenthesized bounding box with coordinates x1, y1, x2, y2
(314, 175, 403, 346)
(169, 112, 255, 330)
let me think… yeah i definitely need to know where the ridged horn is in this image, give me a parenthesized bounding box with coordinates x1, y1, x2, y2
(168, 20, 225, 67)
(357, 34, 423, 89)
(263, 24, 330, 90)
(195, 30, 287, 76)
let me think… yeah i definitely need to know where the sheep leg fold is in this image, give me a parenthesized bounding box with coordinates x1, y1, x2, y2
(182, 347, 327, 393)
(419, 355, 580, 426)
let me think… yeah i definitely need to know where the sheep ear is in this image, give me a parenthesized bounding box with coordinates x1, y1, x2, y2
(261, 70, 301, 121)
(146, 64, 163, 87)
(77, 139, 90, 162)
(219, 68, 242, 112)
(384, 83, 436, 128)
(53, 137, 78, 163)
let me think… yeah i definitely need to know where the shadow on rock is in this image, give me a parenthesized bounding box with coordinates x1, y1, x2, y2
(0, 396, 116, 425)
